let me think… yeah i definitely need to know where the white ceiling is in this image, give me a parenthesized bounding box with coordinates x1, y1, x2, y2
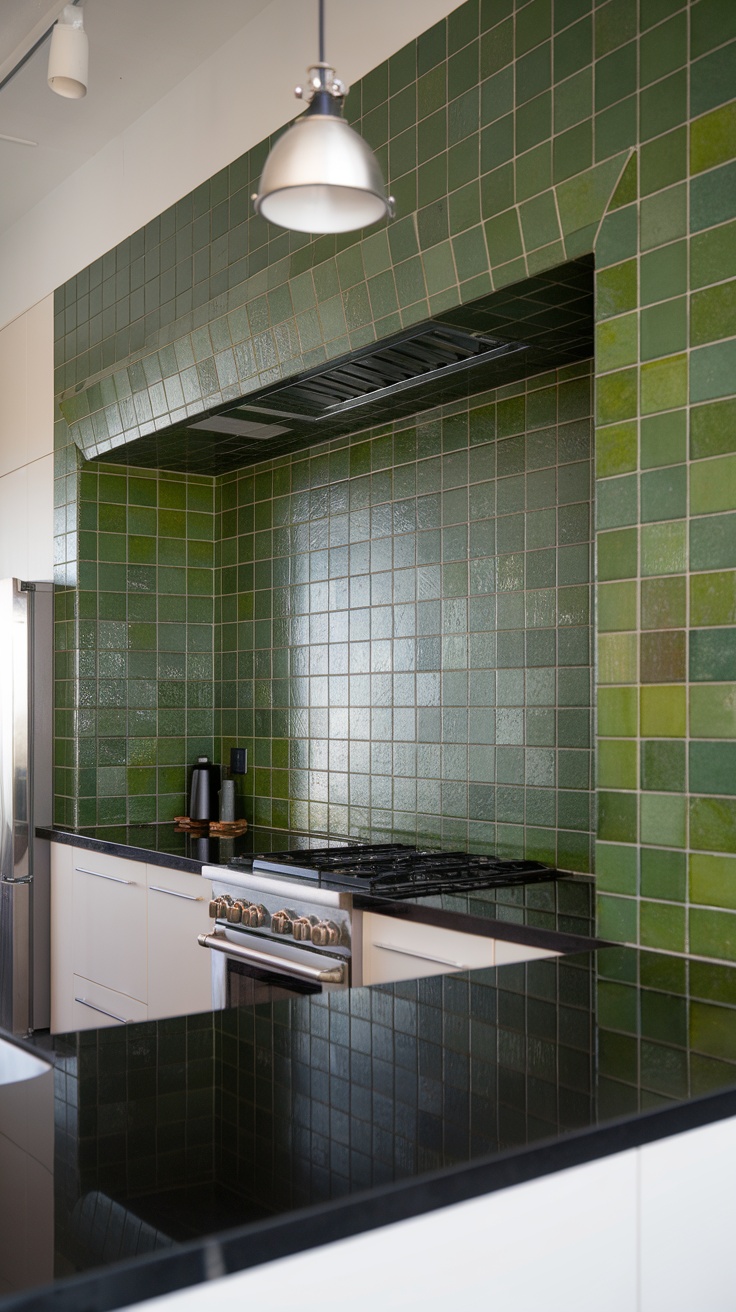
(0, 0, 272, 234)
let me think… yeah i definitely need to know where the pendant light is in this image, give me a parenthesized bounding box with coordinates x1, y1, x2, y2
(252, 0, 394, 234)
(47, 4, 88, 99)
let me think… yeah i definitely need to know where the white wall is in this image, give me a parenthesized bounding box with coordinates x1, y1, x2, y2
(0, 296, 54, 581)
(0, 0, 463, 334)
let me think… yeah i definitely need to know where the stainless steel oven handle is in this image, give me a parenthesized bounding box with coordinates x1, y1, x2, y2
(197, 931, 346, 984)
(150, 885, 204, 902)
(373, 941, 465, 969)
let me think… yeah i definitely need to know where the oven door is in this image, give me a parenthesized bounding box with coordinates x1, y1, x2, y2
(198, 925, 349, 1008)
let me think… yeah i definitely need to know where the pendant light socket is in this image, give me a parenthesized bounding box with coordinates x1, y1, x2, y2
(48, 4, 88, 100)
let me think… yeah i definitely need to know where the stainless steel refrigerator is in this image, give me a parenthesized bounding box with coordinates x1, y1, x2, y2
(0, 579, 53, 1033)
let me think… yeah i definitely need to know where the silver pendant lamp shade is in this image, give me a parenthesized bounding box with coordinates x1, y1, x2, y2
(252, 1, 394, 234)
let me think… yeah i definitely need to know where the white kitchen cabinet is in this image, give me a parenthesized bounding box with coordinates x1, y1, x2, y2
(50, 842, 215, 1032)
(146, 865, 214, 1020)
(72, 849, 148, 1004)
(361, 911, 557, 984)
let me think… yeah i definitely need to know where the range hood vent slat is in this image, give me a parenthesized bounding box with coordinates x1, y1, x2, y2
(229, 322, 531, 421)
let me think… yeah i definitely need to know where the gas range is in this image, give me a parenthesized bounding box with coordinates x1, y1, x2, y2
(199, 840, 558, 1004)
(233, 841, 556, 898)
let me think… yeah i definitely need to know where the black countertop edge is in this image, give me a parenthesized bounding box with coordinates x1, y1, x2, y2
(355, 892, 603, 953)
(5, 1082, 736, 1312)
(35, 826, 205, 875)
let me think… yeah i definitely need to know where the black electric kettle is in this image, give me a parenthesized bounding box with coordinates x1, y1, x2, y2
(189, 756, 221, 821)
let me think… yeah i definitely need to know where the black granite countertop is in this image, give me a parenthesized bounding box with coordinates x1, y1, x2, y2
(4, 939, 736, 1312)
(36, 822, 312, 874)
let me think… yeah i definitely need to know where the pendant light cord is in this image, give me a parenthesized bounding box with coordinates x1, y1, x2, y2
(318, 0, 325, 83)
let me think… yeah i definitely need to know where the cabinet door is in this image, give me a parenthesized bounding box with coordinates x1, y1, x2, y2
(50, 843, 75, 1034)
(362, 912, 497, 985)
(146, 866, 214, 1020)
(71, 977, 148, 1030)
(72, 848, 147, 1002)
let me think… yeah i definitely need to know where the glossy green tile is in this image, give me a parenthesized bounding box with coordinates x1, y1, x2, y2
(641, 740, 686, 794)
(689, 914, 736, 966)
(690, 685, 736, 740)
(691, 340, 736, 404)
(597, 840, 638, 895)
(690, 796, 736, 854)
(596, 421, 637, 478)
(597, 892, 637, 943)
(641, 847, 686, 901)
(640, 685, 686, 738)
(690, 571, 736, 627)
(598, 790, 638, 842)
(641, 521, 687, 576)
(690, 742, 736, 798)
(690, 628, 736, 682)
(641, 465, 686, 522)
(598, 686, 638, 737)
(596, 369, 637, 425)
(597, 527, 637, 581)
(690, 852, 736, 911)
(641, 576, 686, 630)
(598, 739, 637, 789)
(691, 220, 736, 291)
(640, 899, 686, 951)
(640, 410, 687, 469)
(690, 102, 736, 176)
(640, 792, 686, 848)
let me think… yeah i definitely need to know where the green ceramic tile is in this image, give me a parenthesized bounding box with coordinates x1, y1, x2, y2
(691, 742, 736, 798)
(598, 790, 638, 842)
(641, 740, 686, 794)
(641, 847, 686, 901)
(598, 580, 637, 631)
(596, 313, 638, 371)
(690, 571, 736, 627)
(596, 369, 637, 426)
(690, 852, 736, 911)
(597, 892, 637, 943)
(598, 632, 637, 683)
(640, 685, 686, 738)
(641, 521, 687, 576)
(597, 527, 637, 581)
(691, 220, 736, 291)
(598, 686, 638, 737)
(598, 738, 637, 789)
(640, 899, 685, 951)
(640, 410, 687, 469)
(596, 841, 638, 894)
(641, 576, 686, 630)
(690, 628, 736, 682)
(690, 685, 736, 740)
(690, 161, 736, 235)
(691, 102, 736, 176)
(689, 915, 736, 966)
(690, 796, 736, 854)
(596, 422, 637, 478)
(640, 792, 686, 848)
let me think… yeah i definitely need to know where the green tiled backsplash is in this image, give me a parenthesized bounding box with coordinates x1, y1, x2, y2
(216, 363, 593, 862)
(56, 363, 595, 871)
(53, 0, 736, 958)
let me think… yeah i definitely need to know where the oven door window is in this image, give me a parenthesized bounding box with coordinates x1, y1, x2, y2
(227, 956, 321, 1005)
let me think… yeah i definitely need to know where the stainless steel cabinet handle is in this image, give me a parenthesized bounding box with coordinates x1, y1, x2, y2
(75, 866, 135, 886)
(198, 931, 346, 984)
(74, 996, 129, 1023)
(150, 885, 203, 902)
(372, 941, 465, 969)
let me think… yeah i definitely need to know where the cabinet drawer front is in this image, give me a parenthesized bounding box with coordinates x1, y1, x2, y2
(72, 976, 148, 1030)
(73, 857, 147, 1001)
(146, 866, 214, 1020)
(362, 912, 496, 984)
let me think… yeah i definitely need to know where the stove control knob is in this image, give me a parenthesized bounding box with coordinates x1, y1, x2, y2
(208, 898, 220, 918)
(226, 901, 249, 924)
(272, 909, 296, 935)
(311, 920, 340, 947)
(243, 902, 268, 929)
(210, 896, 230, 919)
(293, 915, 318, 942)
